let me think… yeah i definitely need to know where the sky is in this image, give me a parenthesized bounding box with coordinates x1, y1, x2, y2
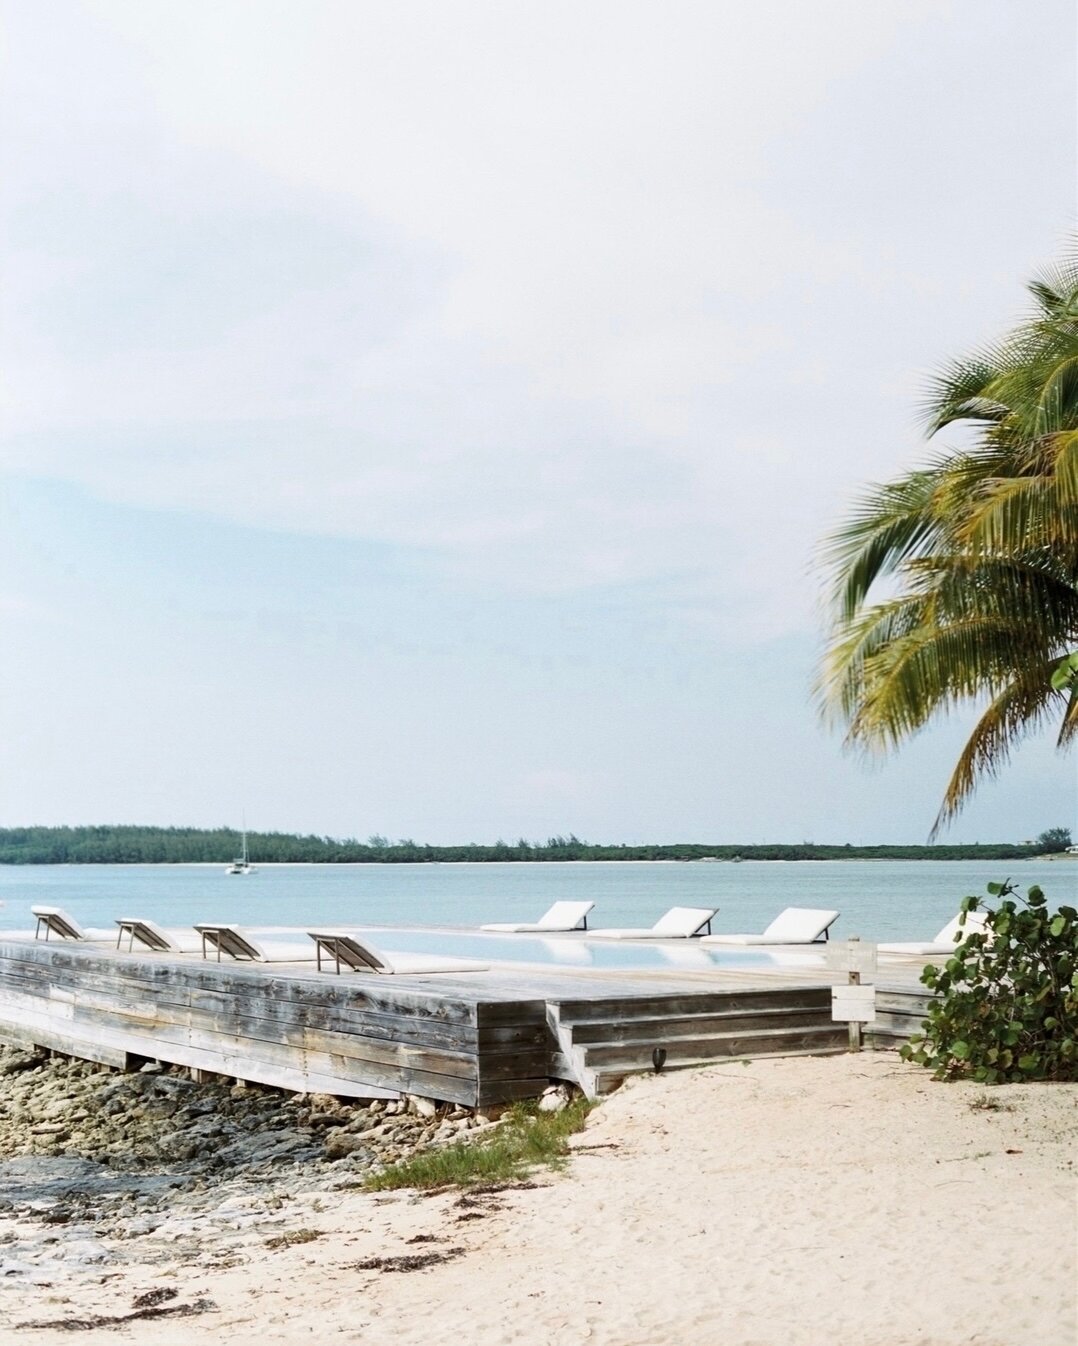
(0, 1, 1075, 845)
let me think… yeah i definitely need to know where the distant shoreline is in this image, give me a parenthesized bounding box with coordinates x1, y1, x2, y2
(0, 855, 1071, 866)
(0, 825, 1067, 867)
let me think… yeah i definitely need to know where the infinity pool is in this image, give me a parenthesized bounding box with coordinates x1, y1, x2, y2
(344, 927, 828, 971)
(2, 923, 830, 972)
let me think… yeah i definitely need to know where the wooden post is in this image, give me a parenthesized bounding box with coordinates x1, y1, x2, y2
(847, 936, 862, 1052)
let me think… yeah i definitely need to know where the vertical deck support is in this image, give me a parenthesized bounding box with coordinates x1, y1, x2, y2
(847, 968, 862, 1051)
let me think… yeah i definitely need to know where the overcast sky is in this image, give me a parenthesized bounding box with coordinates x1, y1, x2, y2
(1, 1, 1075, 844)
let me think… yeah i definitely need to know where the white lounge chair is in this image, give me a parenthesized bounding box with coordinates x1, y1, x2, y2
(587, 906, 717, 939)
(878, 911, 989, 956)
(481, 901, 594, 933)
(701, 907, 839, 946)
(193, 924, 318, 963)
(31, 906, 113, 942)
(307, 930, 489, 975)
(114, 918, 205, 954)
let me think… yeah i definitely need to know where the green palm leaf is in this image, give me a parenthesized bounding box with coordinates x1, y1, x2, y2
(819, 243, 1078, 830)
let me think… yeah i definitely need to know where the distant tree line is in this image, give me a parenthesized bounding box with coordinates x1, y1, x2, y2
(0, 825, 1069, 865)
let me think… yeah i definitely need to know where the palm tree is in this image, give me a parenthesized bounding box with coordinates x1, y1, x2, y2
(819, 249, 1078, 835)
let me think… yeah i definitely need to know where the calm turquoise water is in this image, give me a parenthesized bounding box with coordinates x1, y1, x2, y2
(0, 860, 1070, 947)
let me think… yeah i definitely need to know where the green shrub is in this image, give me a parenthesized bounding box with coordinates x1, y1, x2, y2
(901, 882, 1078, 1083)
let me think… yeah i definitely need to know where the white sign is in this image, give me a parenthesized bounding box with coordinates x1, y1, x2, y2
(825, 939, 878, 977)
(831, 984, 876, 1023)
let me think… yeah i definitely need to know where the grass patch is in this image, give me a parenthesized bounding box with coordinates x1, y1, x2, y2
(365, 1098, 593, 1192)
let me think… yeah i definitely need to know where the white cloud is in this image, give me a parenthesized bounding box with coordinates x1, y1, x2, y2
(2, 1, 1073, 632)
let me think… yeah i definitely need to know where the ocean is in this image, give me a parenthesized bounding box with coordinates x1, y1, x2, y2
(0, 859, 1072, 944)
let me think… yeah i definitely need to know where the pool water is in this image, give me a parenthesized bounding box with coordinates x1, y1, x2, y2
(254, 926, 818, 969)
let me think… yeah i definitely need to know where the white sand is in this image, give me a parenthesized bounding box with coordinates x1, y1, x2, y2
(10, 1053, 1077, 1345)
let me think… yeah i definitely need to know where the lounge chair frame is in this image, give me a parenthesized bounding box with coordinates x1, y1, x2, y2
(310, 931, 382, 973)
(32, 906, 88, 941)
(113, 918, 203, 954)
(193, 924, 262, 961)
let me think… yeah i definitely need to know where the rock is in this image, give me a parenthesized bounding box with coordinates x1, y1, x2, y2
(150, 1076, 192, 1097)
(405, 1095, 438, 1119)
(324, 1132, 367, 1161)
(0, 1049, 46, 1077)
(307, 1111, 342, 1128)
(538, 1085, 571, 1113)
(138, 1062, 163, 1075)
(39, 1206, 73, 1225)
(0, 1257, 54, 1282)
(0, 1044, 473, 1206)
(62, 1238, 111, 1266)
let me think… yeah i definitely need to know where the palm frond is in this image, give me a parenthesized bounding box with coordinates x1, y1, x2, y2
(821, 470, 950, 619)
(819, 241, 1078, 833)
(1057, 683, 1078, 746)
(930, 669, 1066, 836)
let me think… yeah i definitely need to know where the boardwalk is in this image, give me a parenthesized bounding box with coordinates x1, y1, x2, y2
(0, 936, 931, 1103)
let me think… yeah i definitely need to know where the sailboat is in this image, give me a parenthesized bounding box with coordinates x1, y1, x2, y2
(225, 826, 257, 876)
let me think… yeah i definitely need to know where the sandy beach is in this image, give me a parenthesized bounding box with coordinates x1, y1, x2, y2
(4, 1052, 1075, 1346)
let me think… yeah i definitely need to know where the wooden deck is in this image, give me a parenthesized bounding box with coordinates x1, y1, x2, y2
(0, 936, 934, 1103)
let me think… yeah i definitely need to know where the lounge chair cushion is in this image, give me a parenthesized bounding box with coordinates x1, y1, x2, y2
(879, 911, 989, 956)
(589, 907, 716, 939)
(703, 907, 839, 945)
(481, 901, 594, 933)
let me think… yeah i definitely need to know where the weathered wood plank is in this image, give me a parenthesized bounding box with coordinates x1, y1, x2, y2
(0, 941, 490, 1020)
(569, 1008, 832, 1044)
(876, 990, 933, 1012)
(60, 1001, 481, 1086)
(476, 1077, 550, 1107)
(869, 1014, 928, 1037)
(0, 1020, 128, 1068)
(582, 1024, 847, 1068)
(0, 998, 409, 1099)
(474, 999, 548, 1028)
(553, 987, 833, 1022)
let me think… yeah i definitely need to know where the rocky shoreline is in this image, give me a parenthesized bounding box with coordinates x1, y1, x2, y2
(0, 1044, 507, 1299)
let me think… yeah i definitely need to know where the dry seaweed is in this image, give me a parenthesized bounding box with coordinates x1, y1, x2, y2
(16, 1296, 216, 1332)
(345, 1249, 464, 1273)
